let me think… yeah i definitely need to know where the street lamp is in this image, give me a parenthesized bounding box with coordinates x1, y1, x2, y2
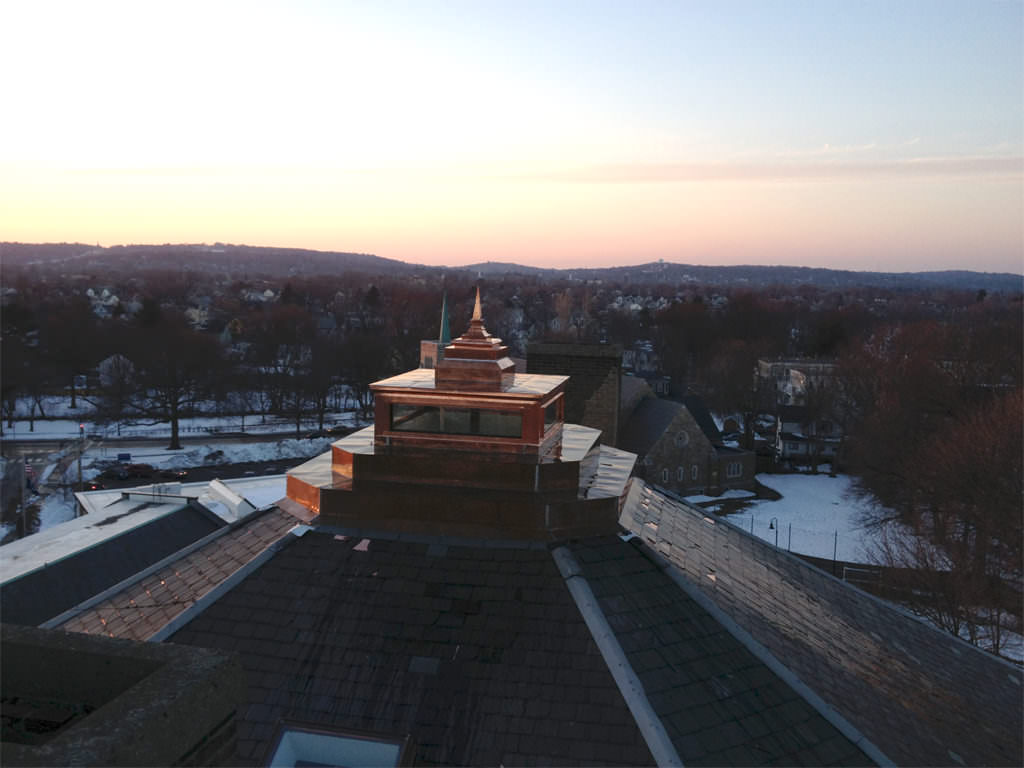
(769, 517, 779, 547)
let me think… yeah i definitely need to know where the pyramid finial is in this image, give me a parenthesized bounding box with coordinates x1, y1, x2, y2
(472, 286, 482, 321)
(439, 292, 451, 346)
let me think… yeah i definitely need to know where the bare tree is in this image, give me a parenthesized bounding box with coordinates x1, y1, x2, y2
(127, 316, 223, 450)
(865, 390, 1022, 658)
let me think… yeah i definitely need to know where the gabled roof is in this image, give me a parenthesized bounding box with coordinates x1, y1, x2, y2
(682, 394, 722, 445)
(617, 397, 685, 456)
(618, 394, 727, 457)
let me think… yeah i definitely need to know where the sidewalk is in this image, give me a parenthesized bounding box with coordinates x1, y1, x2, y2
(2, 412, 363, 443)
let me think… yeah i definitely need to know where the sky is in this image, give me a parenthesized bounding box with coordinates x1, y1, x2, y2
(2, 0, 1021, 272)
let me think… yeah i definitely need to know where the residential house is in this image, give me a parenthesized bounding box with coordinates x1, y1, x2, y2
(618, 388, 756, 496)
(755, 357, 838, 409)
(775, 403, 842, 468)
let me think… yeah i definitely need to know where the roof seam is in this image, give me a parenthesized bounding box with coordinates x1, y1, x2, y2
(639, 541, 895, 768)
(147, 525, 303, 643)
(45, 506, 280, 630)
(551, 545, 683, 768)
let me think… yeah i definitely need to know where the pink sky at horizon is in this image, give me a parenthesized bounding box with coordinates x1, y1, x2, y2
(7, 163, 1021, 274)
(2, 1, 1021, 275)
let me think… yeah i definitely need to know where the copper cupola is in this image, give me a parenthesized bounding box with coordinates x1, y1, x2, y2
(433, 287, 516, 391)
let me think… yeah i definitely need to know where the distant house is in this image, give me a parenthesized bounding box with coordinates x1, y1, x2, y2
(622, 341, 671, 395)
(775, 404, 842, 468)
(755, 357, 837, 408)
(619, 386, 756, 495)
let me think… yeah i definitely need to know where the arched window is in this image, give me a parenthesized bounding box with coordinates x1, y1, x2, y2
(661, 468, 669, 483)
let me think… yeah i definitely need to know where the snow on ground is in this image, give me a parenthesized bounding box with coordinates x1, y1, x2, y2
(3, 394, 365, 441)
(721, 473, 881, 563)
(39, 491, 78, 529)
(684, 488, 757, 504)
(118, 437, 335, 472)
(6, 434, 335, 542)
(3, 412, 361, 441)
(960, 620, 1024, 663)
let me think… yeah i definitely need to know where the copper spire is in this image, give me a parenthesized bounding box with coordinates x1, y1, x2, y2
(434, 287, 515, 390)
(472, 286, 482, 321)
(462, 286, 490, 341)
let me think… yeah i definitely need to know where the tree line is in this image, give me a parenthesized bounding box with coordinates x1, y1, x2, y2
(2, 263, 1021, 656)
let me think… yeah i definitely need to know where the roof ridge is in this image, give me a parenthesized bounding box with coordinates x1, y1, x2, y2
(551, 545, 683, 767)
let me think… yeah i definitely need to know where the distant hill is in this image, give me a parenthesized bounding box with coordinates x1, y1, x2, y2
(0, 243, 418, 278)
(3, 243, 1020, 293)
(461, 260, 1023, 293)
(461, 261, 559, 277)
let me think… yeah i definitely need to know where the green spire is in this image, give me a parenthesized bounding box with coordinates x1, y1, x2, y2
(439, 292, 451, 346)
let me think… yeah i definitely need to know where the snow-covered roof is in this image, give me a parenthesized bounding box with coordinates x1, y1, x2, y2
(0, 476, 287, 586)
(0, 493, 197, 585)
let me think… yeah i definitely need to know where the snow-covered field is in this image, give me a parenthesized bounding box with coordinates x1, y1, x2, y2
(2, 394, 361, 441)
(82, 436, 336, 474)
(3, 414, 358, 441)
(732, 473, 879, 562)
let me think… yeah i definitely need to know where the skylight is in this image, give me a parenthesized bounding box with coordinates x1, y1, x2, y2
(265, 724, 407, 768)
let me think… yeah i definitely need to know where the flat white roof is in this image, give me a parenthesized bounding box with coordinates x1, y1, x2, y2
(0, 476, 287, 586)
(0, 494, 189, 585)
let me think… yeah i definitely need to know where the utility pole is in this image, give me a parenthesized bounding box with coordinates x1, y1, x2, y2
(78, 423, 84, 493)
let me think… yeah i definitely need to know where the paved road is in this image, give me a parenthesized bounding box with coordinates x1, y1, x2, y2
(3, 431, 323, 492)
(91, 458, 302, 490)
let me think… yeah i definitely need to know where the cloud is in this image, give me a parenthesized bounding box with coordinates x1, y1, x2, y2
(773, 142, 879, 158)
(530, 155, 1024, 183)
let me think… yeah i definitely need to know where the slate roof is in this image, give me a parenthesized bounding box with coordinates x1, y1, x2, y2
(619, 480, 1024, 768)
(54, 507, 297, 640)
(160, 522, 883, 767)
(617, 397, 685, 457)
(619, 395, 730, 461)
(682, 394, 722, 444)
(568, 536, 870, 767)
(168, 531, 656, 767)
(1, 501, 225, 627)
